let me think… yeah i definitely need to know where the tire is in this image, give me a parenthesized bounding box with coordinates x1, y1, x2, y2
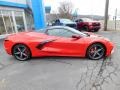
(82, 26, 89, 31)
(87, 43, 106, 60)
(93, 29, 99, 32)
(12, 44, 31, 61)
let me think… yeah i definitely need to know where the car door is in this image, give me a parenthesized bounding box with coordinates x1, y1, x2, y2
(41, 28, 85, 56)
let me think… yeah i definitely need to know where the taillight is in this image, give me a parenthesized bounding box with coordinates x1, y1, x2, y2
(4, 37, 9, 42)
(4, 39, 9, 42)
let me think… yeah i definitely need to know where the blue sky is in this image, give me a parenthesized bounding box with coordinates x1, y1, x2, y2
(44, 0, 120, 16)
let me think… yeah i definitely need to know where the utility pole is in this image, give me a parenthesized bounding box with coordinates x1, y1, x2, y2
(104, 0, 109, 31)
(114, 8, 117, 30)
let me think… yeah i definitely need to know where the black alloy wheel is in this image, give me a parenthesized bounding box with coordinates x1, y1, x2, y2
(87, 43, 106, 60)
(13, 44, 31, 61)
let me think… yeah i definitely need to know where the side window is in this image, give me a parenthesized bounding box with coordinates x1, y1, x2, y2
(75, 19, 83, 22)
(79, 19, 83, 22)
(47, 28, 75, 38)
(75, 20, 79, 22)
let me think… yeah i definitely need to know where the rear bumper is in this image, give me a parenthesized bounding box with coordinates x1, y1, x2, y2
(4, 40, 14, 55)
(111, 48, 114, 54)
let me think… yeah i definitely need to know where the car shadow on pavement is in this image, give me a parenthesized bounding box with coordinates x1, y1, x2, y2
(31, 56, 95, 61)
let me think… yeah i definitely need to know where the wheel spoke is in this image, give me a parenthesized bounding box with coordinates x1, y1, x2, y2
(17, 47, 21, 52)
(14, 52, 21, 55)
(93, 52, 97, 58)
(96, 52, 101, 56)
(97, 48, 103, 52)
(22, 53, 28, 57)
(22, 48, 26, 53)
(20, 53, 23, 58)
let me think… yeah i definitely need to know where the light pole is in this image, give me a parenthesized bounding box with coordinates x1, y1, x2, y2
(104, 0, 109, 31)
(114, 8, 117, 30)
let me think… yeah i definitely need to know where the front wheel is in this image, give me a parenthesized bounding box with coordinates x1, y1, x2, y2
(87, 43, 106, 60)
(12, 44, 31, 61)
(93, 29, 99, 32)
(81, 26, 89, 32)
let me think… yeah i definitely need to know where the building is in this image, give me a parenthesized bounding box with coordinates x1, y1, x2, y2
(45, 6, 51, 14)
(0, 0, 46, 38)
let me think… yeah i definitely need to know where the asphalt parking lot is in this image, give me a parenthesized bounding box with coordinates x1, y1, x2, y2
(0, 30, 120, 90)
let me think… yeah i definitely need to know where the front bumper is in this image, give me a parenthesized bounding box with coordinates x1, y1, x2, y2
(89, 26, 101, 30)
(111, 48, 115, 54)
(106, 41, 114, 57)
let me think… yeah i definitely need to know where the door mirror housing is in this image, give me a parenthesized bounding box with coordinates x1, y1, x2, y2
(72, 35, 81, 39)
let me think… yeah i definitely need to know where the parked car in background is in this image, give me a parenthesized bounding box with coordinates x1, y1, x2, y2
(52, 19, 77, 29)
(17, 25, 25, 31)
(75, 18, 101, 32)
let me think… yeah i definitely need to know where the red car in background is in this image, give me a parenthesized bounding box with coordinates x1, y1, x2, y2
(75, 18, 101, 32)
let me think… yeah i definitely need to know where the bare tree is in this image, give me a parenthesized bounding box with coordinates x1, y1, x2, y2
(58, 1, 73, 19)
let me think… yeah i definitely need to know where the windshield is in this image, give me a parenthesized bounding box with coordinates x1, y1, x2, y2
(63, 27, 88, 37)
(60, 19, 74, 23)
(37, 26, 88, 37)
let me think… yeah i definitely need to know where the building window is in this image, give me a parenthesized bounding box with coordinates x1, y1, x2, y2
(1, 10, 15, 34)
(0, 9, 29, 36)
(0, 11, 6, 35)
(14, 11, 25, 32)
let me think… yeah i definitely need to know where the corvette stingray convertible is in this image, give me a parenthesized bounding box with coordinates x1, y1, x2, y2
(4, 26, 114, 61)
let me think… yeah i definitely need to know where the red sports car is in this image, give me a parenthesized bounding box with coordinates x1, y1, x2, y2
(75, 18, 101, 32)
(4, 26, 114, 61)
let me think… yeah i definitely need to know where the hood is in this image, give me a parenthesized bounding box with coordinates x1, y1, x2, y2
(64, 22, 76, 25)
(84, 32, 110, 41)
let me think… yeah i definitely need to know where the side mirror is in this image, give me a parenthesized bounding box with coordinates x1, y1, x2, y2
(72, 35, 81, 39)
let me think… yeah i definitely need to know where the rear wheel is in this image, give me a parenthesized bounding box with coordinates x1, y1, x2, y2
(12, 44, 31, 61)
(87, 43, 106, 60)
